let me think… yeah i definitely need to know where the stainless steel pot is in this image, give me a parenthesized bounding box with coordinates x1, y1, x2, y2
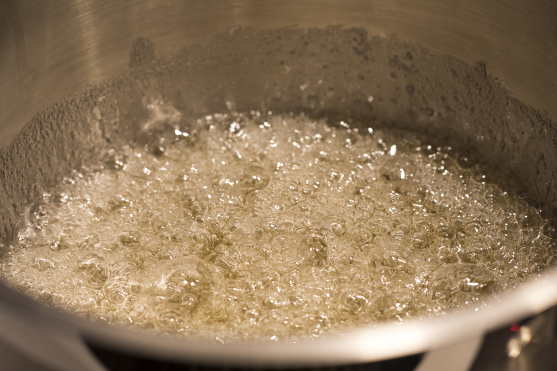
(1, 1, 557, 371)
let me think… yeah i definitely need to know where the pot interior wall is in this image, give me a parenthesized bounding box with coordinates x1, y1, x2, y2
(0, 26, 556, 250)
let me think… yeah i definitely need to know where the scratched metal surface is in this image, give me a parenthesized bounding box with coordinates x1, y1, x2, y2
(1, 0, 556, 149)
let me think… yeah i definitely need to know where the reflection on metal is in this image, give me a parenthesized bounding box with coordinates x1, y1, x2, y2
(507, 309, 557, 359)
(1, 0, 556, 149)
(416, 336, 483, 371)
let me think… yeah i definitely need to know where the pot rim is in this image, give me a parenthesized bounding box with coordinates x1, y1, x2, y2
(1, 266, 556, 367)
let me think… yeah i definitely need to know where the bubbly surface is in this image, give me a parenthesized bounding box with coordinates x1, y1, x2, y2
(2, 111, 556, 343)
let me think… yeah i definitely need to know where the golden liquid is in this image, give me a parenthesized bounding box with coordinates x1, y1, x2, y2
(1, 112, 555, 343)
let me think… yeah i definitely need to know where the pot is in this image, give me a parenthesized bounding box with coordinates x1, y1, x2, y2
(0, 1, 556, 371)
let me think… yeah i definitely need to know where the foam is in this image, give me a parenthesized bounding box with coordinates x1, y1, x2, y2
(1, 112, 555, 343)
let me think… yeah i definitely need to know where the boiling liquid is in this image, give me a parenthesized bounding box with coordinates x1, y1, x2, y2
(1, 112, 555, 343)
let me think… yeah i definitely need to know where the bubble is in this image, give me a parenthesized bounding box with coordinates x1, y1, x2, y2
(156, 244, 181, 261)
(435, 241, 460, 264)
(154, 257, 206, 308)
(128, 303, 151, 326)
(429, 264, 497, 305)
(338, 288, 370, 315)
(331, 222, 346, 236)
(483, 189, 509, 207)
(32, 257, 55, 271)
(87, 308, 114, 323)
(380, 158, 417, 181)
(289, 193, 302, 204)
(103, 150, 128, 170)
(257, 270, 280, 287)
(108, 195, 132, 212)
(369, 245, 412, 272)
(103, 277, 132, 304)
(351, 225, 374, 245)
(239, 166, 270, 194)
(541, 220, 557, 239)
(360, 243, 374, 252)
(210, 298, 234, 321)
(118, 231, 141, 246)
(376, 289, 417, 320)
(156, 305, 188, 331)
(411, 231, 429, 249)
(3, 112, 555, 342)
(465, 221, 483, 235)
(424, 196, 445, 213)
(300, 235, 328, 266)
(122, 294, 139, 310)
(262, 292, 289, 309)
(150, 141, 166, 157)
(211, 253, 240, 277)
(516, 207, 542, 231)
(455, 240, 487, 264)
(258, 320, 287, 342)
(227, 280, 248, 298)
(50, 235, 72, 251)
(272, 234, 301, 251)
(78, 254, 108, 288)
(174, 191, 206, 217)
(240, 303, 261, 322)
(393, 180, 427, 204)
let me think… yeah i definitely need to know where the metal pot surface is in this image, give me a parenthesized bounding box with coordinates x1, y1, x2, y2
(0, 1, 557, 371)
